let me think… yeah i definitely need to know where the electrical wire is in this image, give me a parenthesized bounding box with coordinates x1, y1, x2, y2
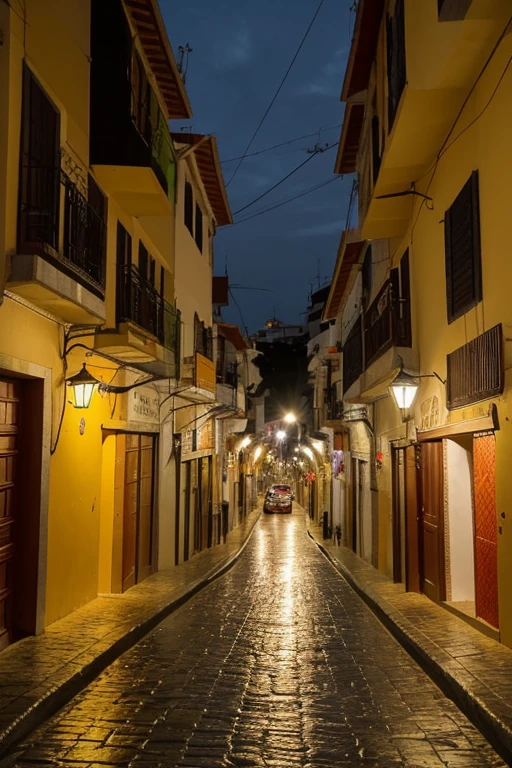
(228, 287, 250, 338)
(231, 175, 342, 226)
(220, 123, 342, 163)
(232, 144, 336, 217)
(225, 0, 327, 187)
(415, 14, 512, 192)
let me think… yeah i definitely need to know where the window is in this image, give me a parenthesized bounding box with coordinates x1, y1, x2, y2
(444, 171, 482, 324)
(391, 248, 411, 347)
(18, 65, 60, 251)
(438, 0, 473, 21)
(371, 114, 381, 184)
(447, 324, 503, 409)
(131, 50, 150, 142)
(116, 222, 132, 323)
(195, 203, 203, 252)
(184, 181, 194, 236)
(386, 0, 406, 131)
(362, 246, 372, 309)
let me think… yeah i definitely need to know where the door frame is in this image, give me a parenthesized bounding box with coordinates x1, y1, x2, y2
(419, 440, 446, 602)
(0, 358, 51, 638)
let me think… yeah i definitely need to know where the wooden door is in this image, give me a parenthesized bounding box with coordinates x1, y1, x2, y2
(201, 456, 212, 549)
(351, 458, 357, 553)
(192, 459, 201, 554)
(183, 461, 191, 562)
(174, 435, 181, 566)
(405, 445, 420, 593)
(419, 441, 445, 602)
(391, 448, 405, 583)
(0, 381, 19, 649)
(122, 434, 139, 592)
(473, 434, 499, 628)
(137, 436, 154, 583)
(122, 434, 154, 592)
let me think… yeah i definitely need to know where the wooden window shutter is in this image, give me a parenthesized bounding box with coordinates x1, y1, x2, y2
(444, 170, 482, 324)
(195, 203, 203, 252)
(184, 181, 194, 236)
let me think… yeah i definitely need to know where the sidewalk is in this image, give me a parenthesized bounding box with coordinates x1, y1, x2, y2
(0, 507, 261, 758)
(307, 518, 512, 765)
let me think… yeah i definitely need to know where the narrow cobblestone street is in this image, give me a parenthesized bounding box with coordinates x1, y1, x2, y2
(2, 508, 504, 768)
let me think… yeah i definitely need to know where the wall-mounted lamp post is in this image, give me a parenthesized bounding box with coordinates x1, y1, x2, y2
(389, 365, 446, 418)
(66, 364, 100, 409)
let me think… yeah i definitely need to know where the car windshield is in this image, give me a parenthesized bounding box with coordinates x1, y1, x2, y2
(271, 485, 290, 494)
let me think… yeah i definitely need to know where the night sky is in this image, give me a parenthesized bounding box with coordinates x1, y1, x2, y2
(163, 0, 353, 333)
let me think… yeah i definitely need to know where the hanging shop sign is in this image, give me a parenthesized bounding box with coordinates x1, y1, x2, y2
(127, 387, 160, 426)
(195, 353, 216, 393)
(198, 419, 214, 451)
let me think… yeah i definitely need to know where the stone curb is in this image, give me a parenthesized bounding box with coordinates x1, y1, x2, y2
(307, 529, 512, 767)
(0, 511, 261, 760)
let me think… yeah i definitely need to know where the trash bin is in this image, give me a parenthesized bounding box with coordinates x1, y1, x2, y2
(221, 501, 229, 542)
(322, 510, 330, 540)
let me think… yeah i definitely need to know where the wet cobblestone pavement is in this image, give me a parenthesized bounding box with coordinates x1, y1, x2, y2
(2, 509, 505, 767)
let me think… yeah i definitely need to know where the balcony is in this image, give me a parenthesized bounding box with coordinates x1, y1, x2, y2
(343, 316, 364, 400)
(95, 267, 180, 378)
(358, 277, 415, 401)
(323, 386, 344, 429)
(360, 1, 510, 238)
(90, 0, 176, 217)
(9, 172, 106, 324)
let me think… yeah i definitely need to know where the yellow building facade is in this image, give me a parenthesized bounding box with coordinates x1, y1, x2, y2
(330, 0, 512, 645)
(0, 0, 198, 645)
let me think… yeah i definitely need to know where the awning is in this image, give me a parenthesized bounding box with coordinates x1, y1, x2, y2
(217, 322, 247, 351)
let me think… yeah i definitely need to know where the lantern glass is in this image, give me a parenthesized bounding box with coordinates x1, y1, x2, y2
(74, 381, 95, 409)
(390, 371, 419, 410)
(67, 363, 99, 409)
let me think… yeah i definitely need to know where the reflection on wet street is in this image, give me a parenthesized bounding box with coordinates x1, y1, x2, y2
(2, 508, 504, 767)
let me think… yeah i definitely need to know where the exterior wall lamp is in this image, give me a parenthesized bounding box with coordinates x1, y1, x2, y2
(389, 367, 446, 414)
(66, 364, 100, 409)
(66, 362, 159, 410)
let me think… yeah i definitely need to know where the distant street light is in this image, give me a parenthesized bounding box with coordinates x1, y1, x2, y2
(284, 413, 296, 424)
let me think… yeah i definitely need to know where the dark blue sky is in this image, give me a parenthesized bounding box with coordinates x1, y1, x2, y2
(164, 0, 353, 333)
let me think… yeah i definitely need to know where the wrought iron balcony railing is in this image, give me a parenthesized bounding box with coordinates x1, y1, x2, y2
(116, 263, 163, 342)
(17, 169, 107, 295)
(364, 278, 411, 368)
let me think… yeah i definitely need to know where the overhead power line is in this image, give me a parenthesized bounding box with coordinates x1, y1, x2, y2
(225, 0, 327, 188)
(232, 175, 342, 226)
(231, 143, 336, 217)
(220, 123, 342, 164)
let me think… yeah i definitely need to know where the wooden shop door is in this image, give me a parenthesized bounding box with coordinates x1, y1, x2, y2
(122, 434, 155, 592)
(419, 441, 445, 602)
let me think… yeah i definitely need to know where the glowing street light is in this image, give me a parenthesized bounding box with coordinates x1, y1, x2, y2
(67, 363, 100, 409)
(389, 370, 420, 410)
(276, 430, 286, 440)
(284, 412, 296, 424)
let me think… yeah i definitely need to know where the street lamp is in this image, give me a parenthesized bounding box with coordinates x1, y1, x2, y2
(284, 412, 296, 424)
(67, 364, 100, 409)
(389, 370, 420, 411)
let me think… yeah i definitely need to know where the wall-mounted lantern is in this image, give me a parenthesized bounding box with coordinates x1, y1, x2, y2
(66, 364, 100, 409)
(389, 369, 420, 411)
